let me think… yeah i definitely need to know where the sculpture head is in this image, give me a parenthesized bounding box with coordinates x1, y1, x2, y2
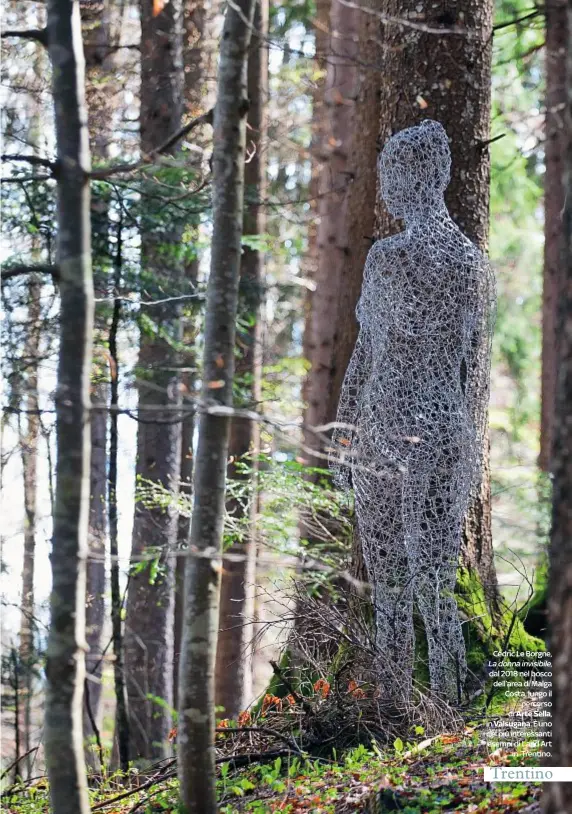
(379, 120, 451, 219)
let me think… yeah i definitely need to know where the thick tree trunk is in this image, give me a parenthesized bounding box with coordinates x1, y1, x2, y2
(177, 0, 255, 807)
(214, 0, 268, 719)
(542, 5, 572, 809)
(540, 0, 568, 472)
(358, 0, 499, 609)
(123, 0, 184, 762)
(44, 1, 93, 812)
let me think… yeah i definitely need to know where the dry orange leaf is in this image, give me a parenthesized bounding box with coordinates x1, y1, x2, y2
(313, 678, 330, 698)
(153, 0, 166, 16)
(207, 379, 225, 389)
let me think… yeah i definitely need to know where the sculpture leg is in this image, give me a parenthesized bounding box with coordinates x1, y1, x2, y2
(403, 449, 468, 703)
(354, 457, 414, 702)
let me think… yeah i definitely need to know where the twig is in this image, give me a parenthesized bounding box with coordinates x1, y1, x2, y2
(1, 153, 54, 169)
(90, 763, 175, 810)
(0, 746, 39, 781)
(1, 264, 59, 282)
(84, 679, 104, 776)
(216, 725, 303, 754)
(89, 110, 214, 179)
(269, 660, 314, 716)
(1, 28, 47, 46)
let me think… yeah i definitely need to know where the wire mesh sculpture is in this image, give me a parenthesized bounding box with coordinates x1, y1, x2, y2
(331, 120, 495, 703)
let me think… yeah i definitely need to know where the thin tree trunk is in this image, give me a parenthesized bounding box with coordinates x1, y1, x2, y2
(19, 276, 41, 772)
(542, 4, 572, 809)
(81, 0, 115, 752)
(123, 0, 184, 762)
(44, 1, 93, 811)
(177, 0, 255, 807)
(108, 232, 130, 772)
(214, 0, 268, 719)
(303, 0, 358, 467)
(173, 0, 206, 712)
(300, 0, 330, 413)
(540, 0, 568, 472)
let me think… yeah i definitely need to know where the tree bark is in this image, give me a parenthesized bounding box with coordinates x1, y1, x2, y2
(303, 0, 359, 466)
(123, 0, 184, 762)
(173, 0, 206, 713)
(540, 0, 569, 472)
(542, 3, 572, 809)
(18, 276, 41, 770)
(81, 0, 118, 752)
(177, 0, 255, 807)
(214, 0, 268, 720)
(353, 0, 499, 607)
(44, 1, 93, 812)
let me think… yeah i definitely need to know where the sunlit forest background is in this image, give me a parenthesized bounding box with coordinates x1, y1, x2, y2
(1, 0, 570, 811)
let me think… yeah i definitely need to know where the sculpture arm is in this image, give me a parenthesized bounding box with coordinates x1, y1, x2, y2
(329, 248, 378, 488)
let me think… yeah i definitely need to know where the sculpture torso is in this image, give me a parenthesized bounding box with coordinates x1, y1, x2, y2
(356, 213, 490, 468)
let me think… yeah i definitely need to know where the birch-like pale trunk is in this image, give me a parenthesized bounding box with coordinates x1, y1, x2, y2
(44, 1, 93, 812)
(19, 276, 41, 772)
(82, 0, 115, 754)
(177, 0, 255, 808)
(215, 0, 268, 719)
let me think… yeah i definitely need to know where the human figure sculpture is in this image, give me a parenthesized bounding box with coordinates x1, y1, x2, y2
(331, 120, 495, 703)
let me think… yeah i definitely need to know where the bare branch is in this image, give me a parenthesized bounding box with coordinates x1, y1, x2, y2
(89, 110, 214, 179)
(1, 153, 55, 170)
(1, 264, 59, 283)
(1, 28, 48, 46)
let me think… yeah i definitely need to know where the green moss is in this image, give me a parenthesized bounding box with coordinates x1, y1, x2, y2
(518, 555, 548, 639)
(456, 566, 545, 682)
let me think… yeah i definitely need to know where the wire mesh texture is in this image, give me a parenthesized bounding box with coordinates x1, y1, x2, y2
(331, 120, 495, 703)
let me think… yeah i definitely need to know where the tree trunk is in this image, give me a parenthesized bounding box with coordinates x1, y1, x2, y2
(303, 0, 359, 467)
(540, 0, 569, 472)
(542, 4, 572, 809)
(334, 0, 383, 582)
(19, 276, 41, 771)
(300, 0, 330, 415)
(123, 0, 184, 762)
(214, 0, 268, 720)
(173, 0, 206, 712)
(177, 0, 255, 807)
(44, 1, 93, 811)
(357, 0, 499, 609)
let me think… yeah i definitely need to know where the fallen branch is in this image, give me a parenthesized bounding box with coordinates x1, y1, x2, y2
(216, 725, 304, 754)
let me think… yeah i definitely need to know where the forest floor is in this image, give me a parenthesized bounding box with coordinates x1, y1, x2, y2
(2, 720, 544, 813)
